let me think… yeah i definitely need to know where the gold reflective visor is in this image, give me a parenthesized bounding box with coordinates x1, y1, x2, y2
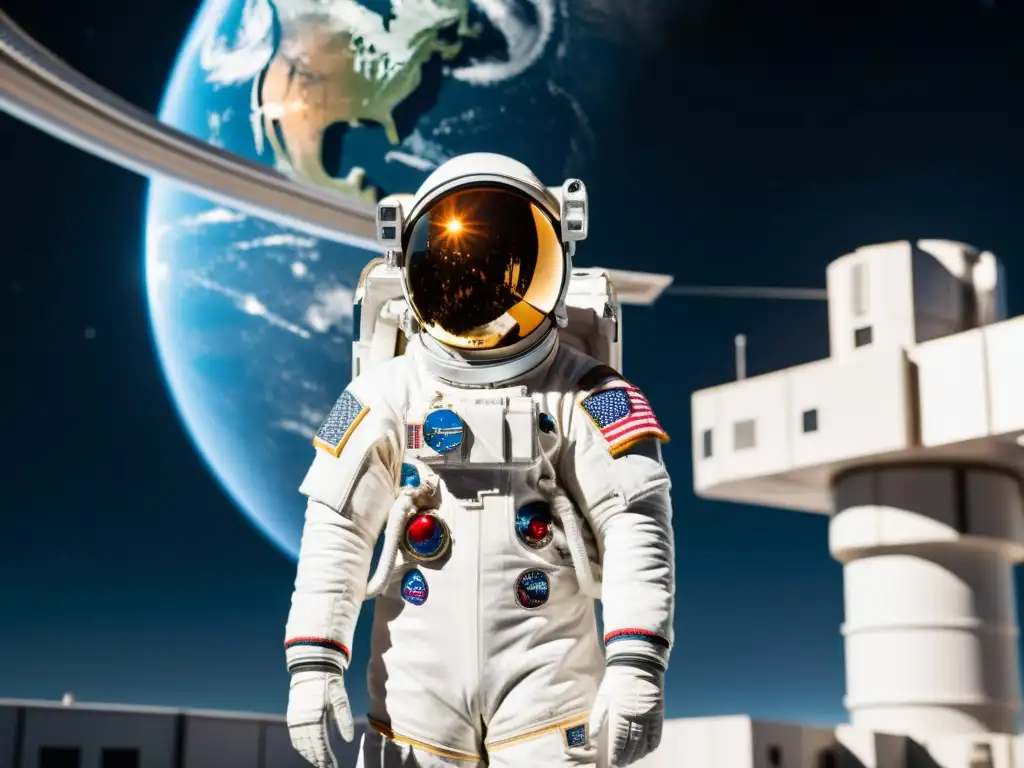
(404, 186, 564, 351)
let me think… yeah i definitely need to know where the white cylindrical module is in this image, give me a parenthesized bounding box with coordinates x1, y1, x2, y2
(829, 465, 1024, 739)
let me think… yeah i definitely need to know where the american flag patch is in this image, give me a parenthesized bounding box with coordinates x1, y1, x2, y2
(407, 423, 423, 449)
(580, 385, 668, 457)
(313, 390, 369, 457)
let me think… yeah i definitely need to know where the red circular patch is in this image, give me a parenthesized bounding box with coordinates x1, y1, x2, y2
(406, 514, 438, 544)
(526, 518, 549, 542)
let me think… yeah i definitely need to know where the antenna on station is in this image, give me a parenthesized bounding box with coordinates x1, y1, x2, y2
(734, 334, 747, 381)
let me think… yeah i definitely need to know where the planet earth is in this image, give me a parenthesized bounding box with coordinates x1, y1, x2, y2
(145, 0, 665, 558)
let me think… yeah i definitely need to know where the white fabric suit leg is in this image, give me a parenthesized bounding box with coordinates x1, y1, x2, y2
(355, 729, 484, 768)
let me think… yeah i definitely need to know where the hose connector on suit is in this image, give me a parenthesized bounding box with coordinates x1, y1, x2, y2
(365, 461, 440, 599)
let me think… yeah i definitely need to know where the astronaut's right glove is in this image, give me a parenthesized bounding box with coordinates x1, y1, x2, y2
(589, 659, 665, 767)
(286, 668, 354, 768)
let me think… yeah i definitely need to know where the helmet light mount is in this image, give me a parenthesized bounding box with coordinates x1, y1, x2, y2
(376, 197, 404, 268)
(559, 178, 588, 243)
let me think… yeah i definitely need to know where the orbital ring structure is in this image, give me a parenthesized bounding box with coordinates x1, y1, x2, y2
(0, 8, 380, 251)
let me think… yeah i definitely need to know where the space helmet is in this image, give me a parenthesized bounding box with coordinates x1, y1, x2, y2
(374, 153, 588, 353)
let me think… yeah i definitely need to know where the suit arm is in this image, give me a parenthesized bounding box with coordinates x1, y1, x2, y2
(561, 384, 676, 670)
(283, 385, 401, 675)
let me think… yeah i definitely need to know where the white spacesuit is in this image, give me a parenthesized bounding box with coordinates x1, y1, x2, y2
(284, 153, 675, 768)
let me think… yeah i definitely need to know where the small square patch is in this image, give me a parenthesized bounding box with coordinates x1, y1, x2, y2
(564, 724, 587, 749)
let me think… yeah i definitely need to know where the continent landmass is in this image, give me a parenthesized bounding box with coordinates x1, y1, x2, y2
(254, 0, 479, 200)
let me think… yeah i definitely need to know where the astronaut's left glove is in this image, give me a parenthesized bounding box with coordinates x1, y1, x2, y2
(589, 659, 665, 767)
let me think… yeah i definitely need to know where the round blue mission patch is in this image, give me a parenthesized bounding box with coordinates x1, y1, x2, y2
(514, 569, 550, 609)
(422, 408, 464, 454)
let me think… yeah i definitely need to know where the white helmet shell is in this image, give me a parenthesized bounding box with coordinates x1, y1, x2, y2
(405, 152, 561, 224)
(374, 153, 587, 353)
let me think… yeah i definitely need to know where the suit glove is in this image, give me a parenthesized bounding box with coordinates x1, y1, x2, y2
(589, 661, 665, 767)
(287, 669, 355, 768)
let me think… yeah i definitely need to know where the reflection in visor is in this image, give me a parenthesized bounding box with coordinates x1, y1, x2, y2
(405, 186, 564, 350)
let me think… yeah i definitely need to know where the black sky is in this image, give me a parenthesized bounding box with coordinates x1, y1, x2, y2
(1, 0, 1023, 725)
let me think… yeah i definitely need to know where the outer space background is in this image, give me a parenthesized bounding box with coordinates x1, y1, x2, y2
(1, 0, 1023, 728)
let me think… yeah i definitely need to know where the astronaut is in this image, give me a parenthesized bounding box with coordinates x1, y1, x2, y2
(283, 153, 675, 768)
